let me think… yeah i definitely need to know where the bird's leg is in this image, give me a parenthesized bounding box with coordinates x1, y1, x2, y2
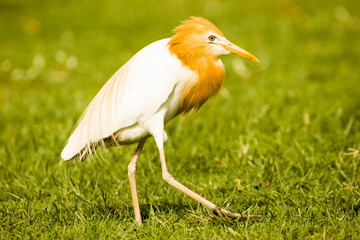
(153, 134, 264, 220)
(127, 139, 146, 225)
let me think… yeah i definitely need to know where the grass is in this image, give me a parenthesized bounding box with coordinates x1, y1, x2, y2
(1, 0, 360, 239)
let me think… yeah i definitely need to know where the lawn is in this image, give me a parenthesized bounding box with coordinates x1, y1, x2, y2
(1, 0, 359, 239)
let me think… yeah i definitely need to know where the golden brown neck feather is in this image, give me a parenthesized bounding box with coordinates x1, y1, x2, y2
(168, 17, 226, 113)
(169, 41, 224, 113)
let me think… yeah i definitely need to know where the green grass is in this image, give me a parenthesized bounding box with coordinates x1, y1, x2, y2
(1, 0, 360, 239)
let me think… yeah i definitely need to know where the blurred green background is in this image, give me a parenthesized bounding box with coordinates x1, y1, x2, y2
(1, 0, 359, 239)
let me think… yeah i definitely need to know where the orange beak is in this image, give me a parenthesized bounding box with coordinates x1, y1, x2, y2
(222, 41, 259, 63)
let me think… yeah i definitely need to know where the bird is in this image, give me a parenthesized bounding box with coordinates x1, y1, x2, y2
(61, 17, 262, 225)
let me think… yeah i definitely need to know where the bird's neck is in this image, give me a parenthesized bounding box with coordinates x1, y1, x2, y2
(168, 43, 225, 113)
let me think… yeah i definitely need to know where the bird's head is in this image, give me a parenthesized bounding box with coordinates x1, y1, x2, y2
(169, 17, 259, 63)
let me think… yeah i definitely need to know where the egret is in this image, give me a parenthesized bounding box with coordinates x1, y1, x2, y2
(61, 17, 262, 225)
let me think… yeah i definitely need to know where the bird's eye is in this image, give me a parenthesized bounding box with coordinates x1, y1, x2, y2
(208, 35, 216, 42)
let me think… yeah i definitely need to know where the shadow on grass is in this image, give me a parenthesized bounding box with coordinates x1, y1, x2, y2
(96, 201, 191, 220)
(92, 200, 271, 226)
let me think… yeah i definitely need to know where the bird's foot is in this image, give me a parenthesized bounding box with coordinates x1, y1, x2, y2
(213, 207, 267, 219)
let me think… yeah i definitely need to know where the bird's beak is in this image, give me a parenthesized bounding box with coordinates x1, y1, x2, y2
(222, 40, 259, 63)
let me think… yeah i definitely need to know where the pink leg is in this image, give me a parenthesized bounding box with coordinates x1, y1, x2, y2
(127, 140, 146, 225)
(153, 132, 264, 219)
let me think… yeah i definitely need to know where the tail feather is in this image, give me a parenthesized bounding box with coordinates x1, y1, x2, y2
(61, 134, 117, 161)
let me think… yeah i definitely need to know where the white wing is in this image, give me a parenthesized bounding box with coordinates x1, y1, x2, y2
(61, 38, 195, 160)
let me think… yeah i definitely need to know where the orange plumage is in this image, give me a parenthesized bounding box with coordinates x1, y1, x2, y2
(169, 17, 225, 112)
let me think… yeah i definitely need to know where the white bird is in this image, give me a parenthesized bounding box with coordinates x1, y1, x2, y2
(61, 17, 262, 225)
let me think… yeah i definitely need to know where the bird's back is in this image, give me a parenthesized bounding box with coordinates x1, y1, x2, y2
(61, 38, 196, 161)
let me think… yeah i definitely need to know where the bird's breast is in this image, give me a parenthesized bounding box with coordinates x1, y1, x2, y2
(178, 58, 224, 113)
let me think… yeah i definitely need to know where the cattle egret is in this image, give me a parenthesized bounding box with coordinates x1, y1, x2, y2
(61, 17, 262, 225)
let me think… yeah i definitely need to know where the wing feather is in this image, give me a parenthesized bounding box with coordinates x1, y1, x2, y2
(61, 39, 195, 160)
